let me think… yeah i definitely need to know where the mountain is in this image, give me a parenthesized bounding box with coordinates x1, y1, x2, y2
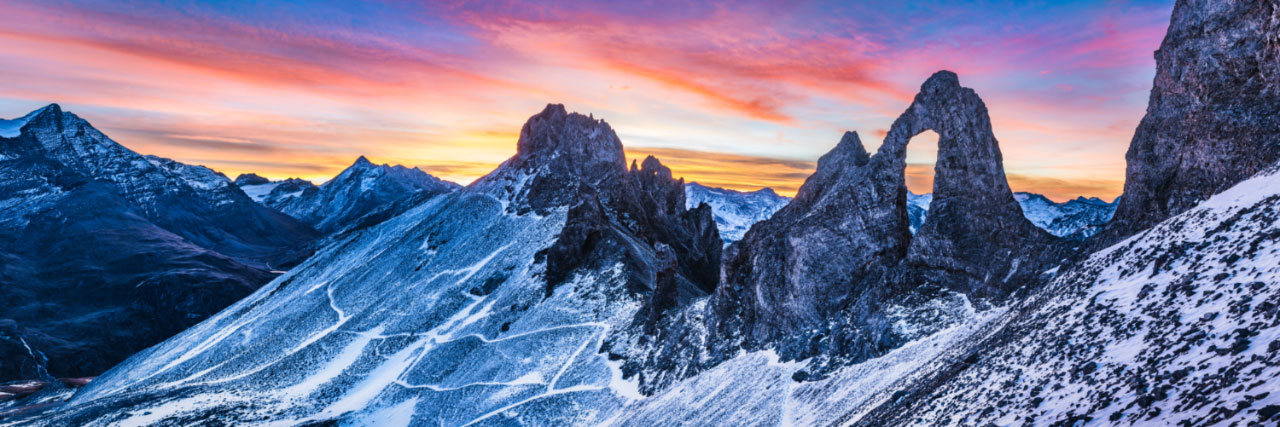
(661, 73, 1068, 388)
(0, 105, 294, 383)
(1098, 0, 1279, 245)
(29, 104, 719, 425)
(683, 182, 789, 244)
(17, 0, 1278, 423)
(616, 161, 1280, 425)
(907, 191, 1117, 240)
(0, 105, 317, 269)
(235, 157, 459, 236)
(627, 0, 1280, 424)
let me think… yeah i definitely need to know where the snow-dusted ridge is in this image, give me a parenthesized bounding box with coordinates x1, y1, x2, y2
(854, 162, 1280, 425)
(684, 182, 790, 244)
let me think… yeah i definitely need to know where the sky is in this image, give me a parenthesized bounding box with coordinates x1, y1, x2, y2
(0, 0, 1175, 201)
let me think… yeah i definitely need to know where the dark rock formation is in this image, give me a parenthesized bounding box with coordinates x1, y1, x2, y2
(475, 104, 629, 215)
(486, 105, 721, 303)
(885, 71, 1061, 299)
(713, 130, 898, 349)
(1100, 0, 1280, 244)
(232, 173, 270, 186)
(698, 71, 1065, 379)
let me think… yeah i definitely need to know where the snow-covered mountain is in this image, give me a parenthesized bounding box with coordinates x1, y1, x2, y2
(235, 157, 459, 236)
(907, 190, 1117, 239)
(0, 104, 317, 268)
(684, 182, 789, 244)
(29, 104, 720, 425)
(0, 105, 306, 384)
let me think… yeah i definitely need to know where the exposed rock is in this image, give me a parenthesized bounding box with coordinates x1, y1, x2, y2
(232, 173, 270, 187)
(696, 71, 1065, 382)
(886, 71, 1062, 299)
(504, 105, 720, 302)
(713, 130, 896, 351)
(473, 104, 628, 214)
(1100, 0, 1280, 244)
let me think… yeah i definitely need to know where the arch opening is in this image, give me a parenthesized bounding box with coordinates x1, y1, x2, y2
(903, 130, 940, 234)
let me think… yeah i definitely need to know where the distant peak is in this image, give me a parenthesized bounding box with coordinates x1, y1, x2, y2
(233, 173, 271, 186)
(754, 187, 780, 197)
(352, 155, 374, 167)
(2, 103, 66, 138)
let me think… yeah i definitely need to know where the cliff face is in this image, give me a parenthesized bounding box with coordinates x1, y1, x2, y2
(1101, 0, 1280, 244)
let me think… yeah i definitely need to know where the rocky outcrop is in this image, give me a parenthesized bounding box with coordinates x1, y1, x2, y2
(885, 71, 1061, 299)
(1100, 0, 1280, 244)
(474, 104, 629, 214)
(702, 71, 1064, 376)
(485, 105, 721, 303)
(232, 173, 270, 187)
(713, 130, 899, 350)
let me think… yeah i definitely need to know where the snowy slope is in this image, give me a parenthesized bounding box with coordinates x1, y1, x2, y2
(26, 105, 673, 426)
(855, 163, 1280, 425)
(684, 183, 789, 244)
(613, 293, 1005, 426)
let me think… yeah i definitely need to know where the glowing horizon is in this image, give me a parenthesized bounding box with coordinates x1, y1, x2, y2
(0, 0, 1174, 202)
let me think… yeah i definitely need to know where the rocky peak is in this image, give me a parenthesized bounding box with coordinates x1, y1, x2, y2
(700, 72, 1064, 380)
(790, 131, 870, 207)
(1099, 0, 1280, 245)
(881, 70, 1059, 298)
(351, 155, 374, 168)
(233, 173, 271, 187)
(474, 104, 628, 213)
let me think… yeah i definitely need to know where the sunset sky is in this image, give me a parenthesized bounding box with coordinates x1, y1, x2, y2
(0, 0, 1174, 201)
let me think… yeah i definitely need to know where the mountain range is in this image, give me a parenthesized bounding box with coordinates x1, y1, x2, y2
(234, 157, 459, 236)
(3, 0, 1279, 424)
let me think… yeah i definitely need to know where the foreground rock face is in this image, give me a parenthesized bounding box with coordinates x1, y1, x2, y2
(1101, 0, 1280, 244)
(858, 162, 1280, 426)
